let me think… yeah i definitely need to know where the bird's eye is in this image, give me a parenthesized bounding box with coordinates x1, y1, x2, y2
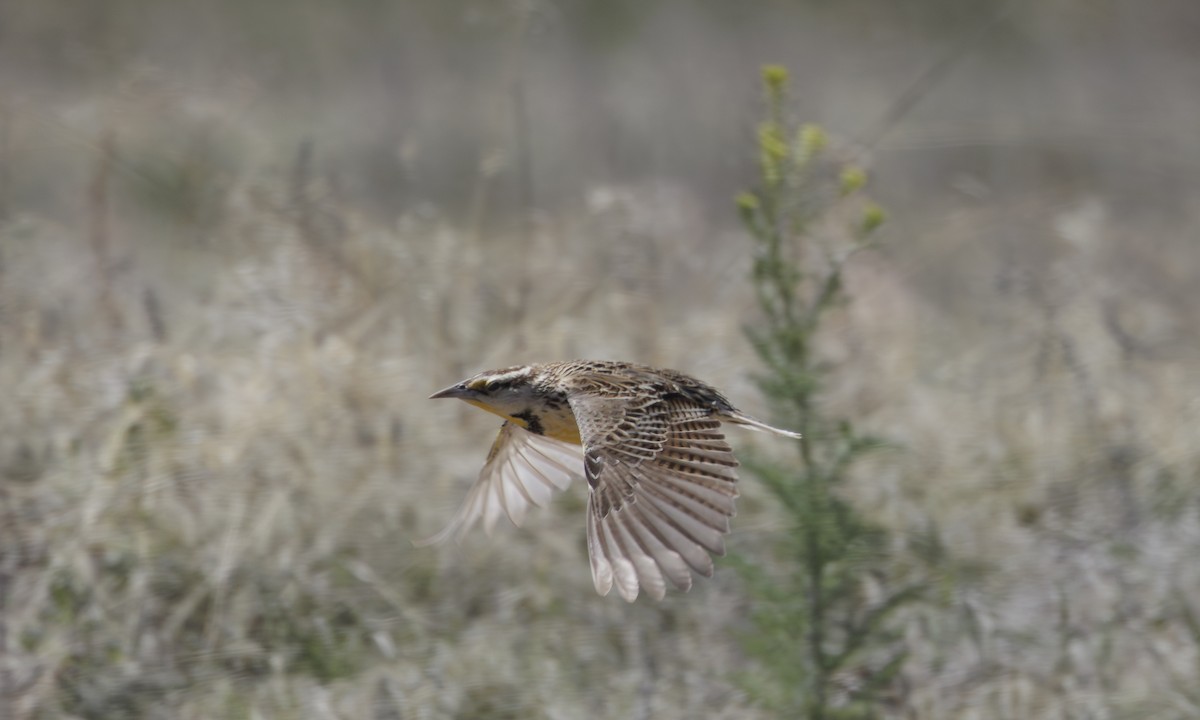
(468, 378, 490, 392)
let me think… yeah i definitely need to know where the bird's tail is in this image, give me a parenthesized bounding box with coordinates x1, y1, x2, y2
(725, 412, 802, 439)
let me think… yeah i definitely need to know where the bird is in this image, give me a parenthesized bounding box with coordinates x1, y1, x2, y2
(418, 360, 800, 602)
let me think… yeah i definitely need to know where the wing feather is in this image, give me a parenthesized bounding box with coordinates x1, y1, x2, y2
(570, 393, 741, 601)
(637, 484, 729, 554)
(625, 499, 713, 578)
(612, 510, 667, 601)
(621, 502, 694, 591)
(586, 507, 614, 596)
(414, 422, 582, 546)
(597, 511, 639, 602)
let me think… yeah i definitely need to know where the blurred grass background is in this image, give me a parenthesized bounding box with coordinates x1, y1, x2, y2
(2, 0, 1199, 717)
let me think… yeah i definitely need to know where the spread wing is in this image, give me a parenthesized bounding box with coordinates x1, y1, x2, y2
(569, 393, 740, 602)
(414, 421, 583, 546)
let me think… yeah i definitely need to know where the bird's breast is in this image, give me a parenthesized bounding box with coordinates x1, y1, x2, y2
(519, 405, 583, 445)
(465, 399, 582, 445)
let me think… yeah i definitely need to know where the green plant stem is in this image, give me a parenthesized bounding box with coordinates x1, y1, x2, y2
(735, 65, 910, 720)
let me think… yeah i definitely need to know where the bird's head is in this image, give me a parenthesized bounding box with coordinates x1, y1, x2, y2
(429, 365, 541, 417)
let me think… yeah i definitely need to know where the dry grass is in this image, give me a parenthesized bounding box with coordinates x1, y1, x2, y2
(3, 4, 1200, 717)
(0, 149, 773, 718)
(4, 140, 1199, 717)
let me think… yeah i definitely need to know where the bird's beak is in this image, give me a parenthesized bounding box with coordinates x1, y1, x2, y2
(429, 383, 470, 400)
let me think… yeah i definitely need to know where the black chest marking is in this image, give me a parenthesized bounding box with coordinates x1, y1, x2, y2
(512, 409, 545, 435)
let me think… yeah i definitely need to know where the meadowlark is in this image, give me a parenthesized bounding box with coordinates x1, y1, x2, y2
(419, 360, 800, 602)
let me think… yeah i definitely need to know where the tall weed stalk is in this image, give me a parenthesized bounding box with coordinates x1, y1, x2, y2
(734, 66, 919, 719)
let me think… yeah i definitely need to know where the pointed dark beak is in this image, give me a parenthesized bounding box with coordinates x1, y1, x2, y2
(429, 383, 470, 400)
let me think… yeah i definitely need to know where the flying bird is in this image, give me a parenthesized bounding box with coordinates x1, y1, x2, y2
(419, 360, 800, 601)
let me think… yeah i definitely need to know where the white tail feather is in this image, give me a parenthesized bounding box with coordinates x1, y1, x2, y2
(725, 413, 802, 439)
